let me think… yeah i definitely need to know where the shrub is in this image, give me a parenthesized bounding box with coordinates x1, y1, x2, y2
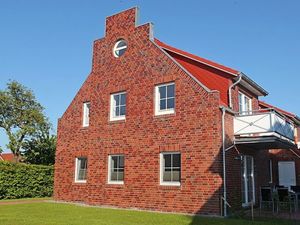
(0, 161, 53, 199)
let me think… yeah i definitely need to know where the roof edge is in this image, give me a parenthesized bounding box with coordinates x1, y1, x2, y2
(239, 72, 268, 96)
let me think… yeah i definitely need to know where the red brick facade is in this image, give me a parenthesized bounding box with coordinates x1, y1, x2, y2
(54, 8, 224, 215)
(54, 7, 300, 215)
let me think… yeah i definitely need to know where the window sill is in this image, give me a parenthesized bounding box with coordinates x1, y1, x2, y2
(159, 183, 181, 190)
(74, 180, 87, 184)
(80, 126, 89, 131)
(109, 117, 126, 123)
(107, 181, 124, 185)
(154, 112, 176, 119)
(160, 182, 181, 187)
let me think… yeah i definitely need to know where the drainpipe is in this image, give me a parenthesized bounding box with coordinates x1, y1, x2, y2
(221, 106, 236, 217)
(221, 107, 227, 217)
(228, 73, 242, 109)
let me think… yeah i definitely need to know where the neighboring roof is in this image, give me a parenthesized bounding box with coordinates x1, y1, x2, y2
(0, 153, 14, 162)
(259, 101, 300, 125)
(155, 39, 268, 99)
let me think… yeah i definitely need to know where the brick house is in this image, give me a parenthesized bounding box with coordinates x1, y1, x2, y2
(54, 7, 300, 216)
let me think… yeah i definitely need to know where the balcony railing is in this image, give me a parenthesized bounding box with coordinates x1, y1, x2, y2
(234, 109, 295, 144)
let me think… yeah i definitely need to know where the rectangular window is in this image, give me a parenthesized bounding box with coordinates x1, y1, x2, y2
(241, 155, 255, 206)
(110, 92, 126, 121)
(108, 155, 124, 184)
(83, 102, 90, 127)
(238, 92, 252, 115)
(155, 83, 175, 115)
(160, 152, 181, 186)
(75, 157, 87, 183)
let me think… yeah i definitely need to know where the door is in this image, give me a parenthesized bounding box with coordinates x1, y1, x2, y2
(278, 161, 296, 188)
(241, 155, 255, 206)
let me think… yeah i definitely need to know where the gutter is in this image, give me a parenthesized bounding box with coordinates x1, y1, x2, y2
(228, 73, 242, 109)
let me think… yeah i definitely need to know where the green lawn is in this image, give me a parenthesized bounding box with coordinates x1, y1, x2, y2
(0, 202, 294, 225)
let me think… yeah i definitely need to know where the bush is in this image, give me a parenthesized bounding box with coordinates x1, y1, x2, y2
(0, 161, 53, 199)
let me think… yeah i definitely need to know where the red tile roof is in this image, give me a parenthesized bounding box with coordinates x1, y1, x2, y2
(258, 101, 295, 119)
(0, 153, 15, 162)
(155, 39, 239, 76)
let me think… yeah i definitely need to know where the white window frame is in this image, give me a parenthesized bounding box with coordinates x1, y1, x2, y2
(110, 92, 126, 121)
(83, 102, 90, 127)
(155, 82, 175, 116)
(108, 155, 124, 185)
(160, 152, 181, 186)
(238, 92, 252, 115)
(75, 157, 87, 183)
(113, 40, 127, 58)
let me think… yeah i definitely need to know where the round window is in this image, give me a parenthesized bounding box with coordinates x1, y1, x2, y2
(113, 39, 127, 58)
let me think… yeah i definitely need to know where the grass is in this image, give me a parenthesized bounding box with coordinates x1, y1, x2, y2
(0, 202, 295, 225)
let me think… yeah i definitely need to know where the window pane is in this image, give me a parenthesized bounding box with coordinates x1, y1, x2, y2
(163, 171, 172, 182)
(120, 94, 126, 105)
(115, 106, 120, 117)
(173, 154, 180, 167)
(117, 48, 126, 57)
(119, 156, 124, 168)
(164, 154, 171, 167)
(111, 171, 118, 181)
(111, 156, 118, 169)
(86, 103, 90, 110)
(114, 94, 119, 106)
(172, 170, 180, 182)
(159, 86, 166, 99)
(118, 171, 124, 181)
(160, 99, 166, 110)
(120, 106, 126, 116)
(80, 158, 87, 169)
(78, 169, 87, 180)
(167, 98, 174, 109)
(117, 41, 127, 48)
(167, 84, 174, 98)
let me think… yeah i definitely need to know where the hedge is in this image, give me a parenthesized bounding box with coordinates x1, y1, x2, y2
(0, 161, 54, 199)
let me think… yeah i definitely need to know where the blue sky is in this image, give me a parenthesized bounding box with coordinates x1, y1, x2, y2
(1, 0, 299, 152)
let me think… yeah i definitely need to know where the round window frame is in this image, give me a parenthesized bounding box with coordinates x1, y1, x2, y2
(113, 39, 128, 58)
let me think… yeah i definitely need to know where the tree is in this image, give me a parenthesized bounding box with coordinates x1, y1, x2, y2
(0, 81, 49, 161)
(23, 126, 56, 165)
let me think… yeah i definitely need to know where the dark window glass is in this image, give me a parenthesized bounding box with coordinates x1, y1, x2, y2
(162, 153, 180, 183)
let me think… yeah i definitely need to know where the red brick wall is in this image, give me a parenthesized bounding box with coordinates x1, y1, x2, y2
(54, 8, 224, 215)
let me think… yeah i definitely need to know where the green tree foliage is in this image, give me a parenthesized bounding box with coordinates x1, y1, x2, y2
(0, 81, 49, 161)
(23, 129, 56, 165)
(0, 161, 53, 199)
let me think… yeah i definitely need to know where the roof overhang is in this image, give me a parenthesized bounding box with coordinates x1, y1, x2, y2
(236, 72, 268, 97)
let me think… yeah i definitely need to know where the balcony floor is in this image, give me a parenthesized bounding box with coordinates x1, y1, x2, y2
(234, 135, 296, 150)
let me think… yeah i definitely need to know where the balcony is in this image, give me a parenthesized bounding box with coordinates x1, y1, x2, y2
(234, 109, 297, 149)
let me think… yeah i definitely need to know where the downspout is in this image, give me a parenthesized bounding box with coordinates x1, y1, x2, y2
(228, 73, 242, 109)
(221, 107, 227, 217)
(222, 73, 242, 216)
